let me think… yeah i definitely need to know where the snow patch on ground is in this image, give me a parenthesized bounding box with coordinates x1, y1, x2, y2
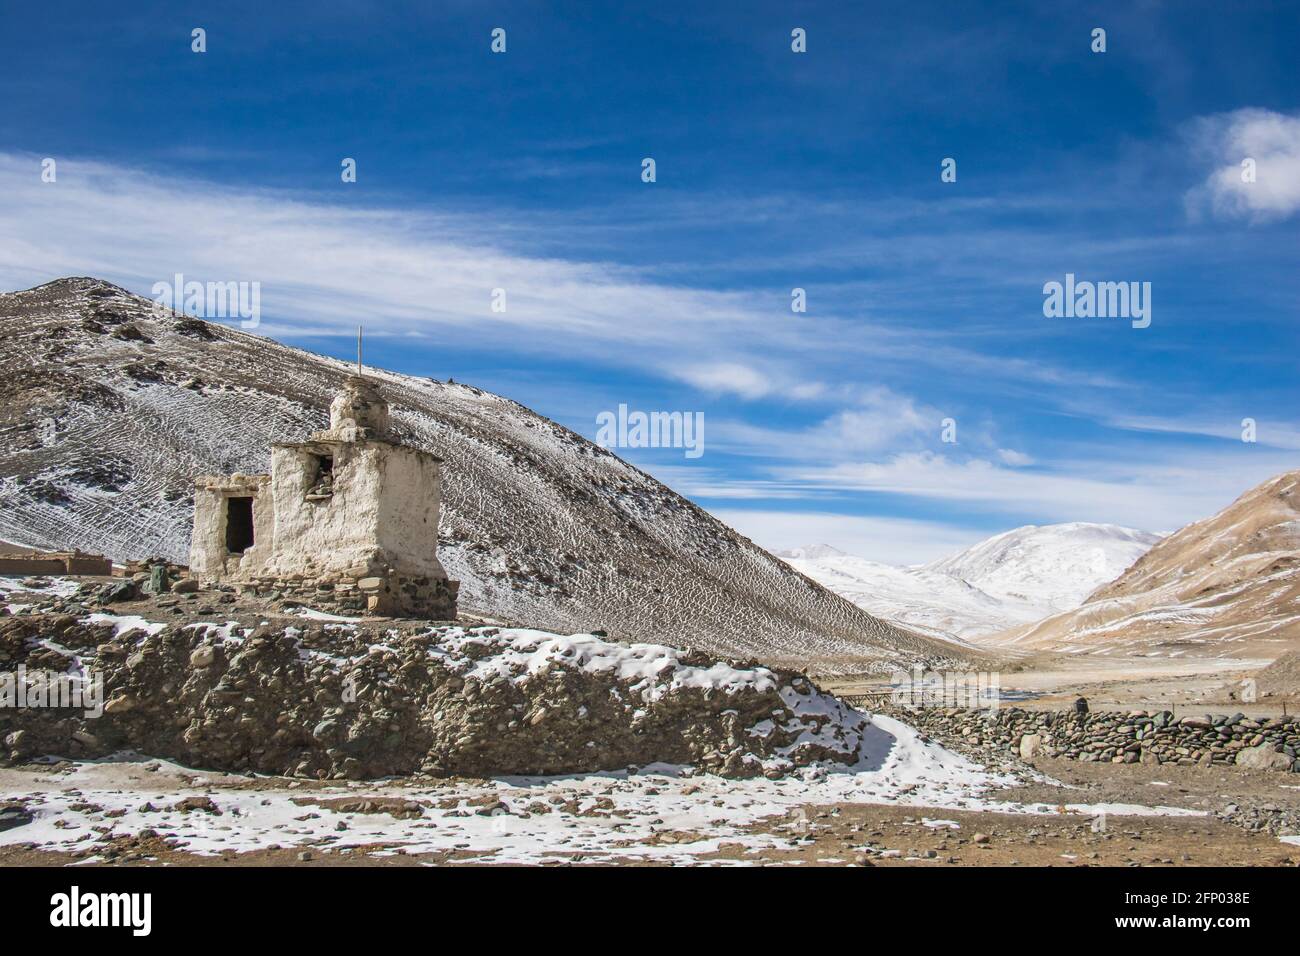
(431, 627, 780, 700)
(80, 612, 167, 639)
(293, 607, 362, 623)
(0, 575, 81, 598)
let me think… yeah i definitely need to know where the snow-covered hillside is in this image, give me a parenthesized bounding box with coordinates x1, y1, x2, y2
(0, 278, 962, 672)
(924, 523, 1163, 613)
(778, 523, 1161, 640)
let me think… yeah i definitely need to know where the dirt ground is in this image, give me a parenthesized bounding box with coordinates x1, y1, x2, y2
(614, 756, 1300, 866)
(826, 654, 1298, 719)
(2, 804, 1293, 867)
(711, 805, 1296, 867)
(2, 751, 1297, 867)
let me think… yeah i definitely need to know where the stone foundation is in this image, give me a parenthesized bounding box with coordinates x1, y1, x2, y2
(887, 704, 1300, 771)
(237, 572, 458, 620)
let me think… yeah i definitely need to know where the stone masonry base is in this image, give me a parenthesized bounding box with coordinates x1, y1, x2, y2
(237, 572, 458, 620)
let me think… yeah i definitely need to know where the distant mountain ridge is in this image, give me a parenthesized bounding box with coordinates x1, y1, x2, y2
(774, 544, 847, 561)
(993, 471, 1300, 659)
(0, 277, 962, 673)
(781, 523, 1161, 640)
(923, 523, 1163, 612)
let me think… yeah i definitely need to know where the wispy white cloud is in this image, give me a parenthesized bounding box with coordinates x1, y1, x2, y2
(672, 363, 775, 400)
(702, 387, 945, 458)
(0, 152, 775, 363)
(775, 449, 1297, 532)
(1106, 413, 1300, 451)
(623, 390, 1297, 538)
(817, 389, 937, 453)
(1186, 108, 1300, 222)
(641, 465, 822, 501)
(0, 150, 1133, 405)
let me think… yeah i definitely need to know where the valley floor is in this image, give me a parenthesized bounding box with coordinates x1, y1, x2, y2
(827, 654, 1292, 717)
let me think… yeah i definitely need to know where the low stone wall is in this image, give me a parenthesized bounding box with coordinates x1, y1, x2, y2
(887, 705, 1300, 772)
(0, 552, 113, 576)
(0, 558, 66, 576)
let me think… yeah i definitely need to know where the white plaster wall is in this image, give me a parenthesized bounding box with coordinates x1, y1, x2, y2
(374, 445, 445, 579)
(189, 487, 225, 576)
(189, 476, 272, 579)
(264, 441, 396, 579)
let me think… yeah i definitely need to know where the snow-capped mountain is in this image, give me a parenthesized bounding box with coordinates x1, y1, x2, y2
(775, 550, 1016, 640)
(780, 524, 1161, 640)
(924, 523, 1163, 614)
(0, 277, 962, 673)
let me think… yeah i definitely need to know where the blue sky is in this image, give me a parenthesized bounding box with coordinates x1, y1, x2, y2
(2, 1, 1298, 561)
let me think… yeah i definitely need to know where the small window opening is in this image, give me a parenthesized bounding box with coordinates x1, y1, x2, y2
(225, 496, 255, 553)
(306, 454, 334, 499)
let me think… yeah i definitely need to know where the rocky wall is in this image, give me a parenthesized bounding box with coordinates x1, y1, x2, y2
(0, 610, 867, 780)
(889, 705, 1300, 772)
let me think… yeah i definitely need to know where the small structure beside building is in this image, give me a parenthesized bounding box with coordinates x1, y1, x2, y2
(0, 546, 113, 577)
(189, 374, 458, 618)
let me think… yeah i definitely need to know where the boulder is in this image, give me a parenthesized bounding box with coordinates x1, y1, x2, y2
(189, 645, 216, 668)
(1236, 743, 1293, 771)
(1019, 733, 1042, 760)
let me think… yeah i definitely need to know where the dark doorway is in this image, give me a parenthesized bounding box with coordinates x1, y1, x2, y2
(225, 496, 255, 553)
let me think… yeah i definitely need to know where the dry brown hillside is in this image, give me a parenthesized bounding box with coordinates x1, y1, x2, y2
(984, 470, 1300, 661)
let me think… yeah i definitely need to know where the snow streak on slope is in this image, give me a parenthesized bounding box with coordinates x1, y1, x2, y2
(778, 523, 1160, 641)
(0, 278, 962, 672)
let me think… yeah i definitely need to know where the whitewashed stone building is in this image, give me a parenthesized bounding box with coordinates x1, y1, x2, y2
(189, 375, 458, 618)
